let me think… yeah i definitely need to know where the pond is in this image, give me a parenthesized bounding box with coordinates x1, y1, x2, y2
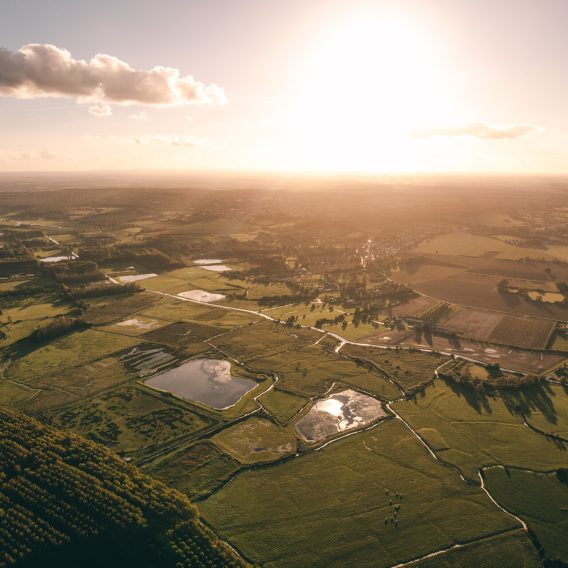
(295, 389, 386, 444)
(201, 264, 231, 272)
(118, 273, 158, 283)
(194, 258, 225, 265)
(178, 289, 225, 302)
(144, 359, 257, 409)
(39, 256, 69, 263)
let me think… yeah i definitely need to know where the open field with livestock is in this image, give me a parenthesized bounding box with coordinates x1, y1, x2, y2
(200, 419, 519, 568)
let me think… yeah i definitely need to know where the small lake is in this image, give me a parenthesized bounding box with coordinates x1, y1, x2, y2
(296, 389, 386, 443)
(40, 256, 69, 263)
(201, 264, 231, 272)
(194, 258, 225, 265)
(118, 273, 158, 283)
(178, 289, 225, 302)
(144, 359, 257, 409)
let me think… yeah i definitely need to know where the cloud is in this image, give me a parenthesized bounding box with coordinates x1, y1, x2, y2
(129, 111, 148, 121)
(133, 135, 201, 147)
(16, 150, 66, 160)
(89, 103, 112, 117)
(412, 122, 534, 140)
(0, 44, 227, 112)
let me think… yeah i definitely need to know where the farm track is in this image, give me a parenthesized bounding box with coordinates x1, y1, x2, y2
(386, 527, 526, 568)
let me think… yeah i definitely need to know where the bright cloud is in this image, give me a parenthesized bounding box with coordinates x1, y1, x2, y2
(88, 103, 112, 117)
(133, 135, 201, 147)
(412, 122, 534, 140)
(0, 44, 227, 112)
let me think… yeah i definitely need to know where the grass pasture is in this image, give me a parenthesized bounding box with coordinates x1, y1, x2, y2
(249, 344, 402, 399)
(342, 345, 444, 393)
(0, 293, 71, 322)
(47, 384, 219, 459)
(524, 382, 568, 439)
(6, 329, 140, 381)
(144, 441, 241, 499)
(416, 232, 510, 257)
(0, 379, 38, 406)
(139, 296, 259, 328)
(394, 261, 568, 321)
(83, 292, 160, 324)
(143, 320, 223, 346)
(393, 380, 568, 481)
(209, 320, 321, 363)
(258, 387, 310, 423)
(26, 356, 134, 401)
(484, 468, 568, 563)
(200, 419, 518, 568)
(213, 417, 297, 464)
(411, 531, 540, 568)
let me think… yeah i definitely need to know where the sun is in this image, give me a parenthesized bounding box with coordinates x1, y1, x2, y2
(284, 9, 456, 172)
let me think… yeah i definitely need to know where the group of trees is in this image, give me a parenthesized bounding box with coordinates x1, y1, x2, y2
(30, 317, 90, 343)
(61, 282, 140, 301)
(0, 409, 245, 567)
(49, 261, 105, 285)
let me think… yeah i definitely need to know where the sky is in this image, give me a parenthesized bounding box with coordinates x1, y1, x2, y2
(0, 0, 567, 174)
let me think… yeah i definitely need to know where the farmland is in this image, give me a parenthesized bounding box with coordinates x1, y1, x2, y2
(213, 417, 297, 463)
(392, 379, 568, 481)
(199, 419, 519, 568)
(483, 468, 568, 563)
(2, 180, 568, 565)
(47, 384, 220, 460)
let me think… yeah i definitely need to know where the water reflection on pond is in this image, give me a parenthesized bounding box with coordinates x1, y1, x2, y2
(145, 359, 256, 409)
(296, 389, 386, 444)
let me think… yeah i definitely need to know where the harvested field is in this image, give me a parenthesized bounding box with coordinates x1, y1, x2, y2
(393, 255, 568, 320)
(358, 327, 565, 374)
(390, 296, 439, 318)
(487, 315, 555, 350)
(442, 308, 503, 341)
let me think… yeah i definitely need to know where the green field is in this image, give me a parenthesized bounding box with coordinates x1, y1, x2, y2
(523, 382, 568, 439)
(213, 417, 297, 463)
(484, 468, 568, 563)
(0, 379, 38, 406)
(342, 345, 444, 393)
(393, 380, 568, 480)
(10, 356, 135, 415)
(139, 296, 260, 328)
(258, 387, 310, 423)
(145, 441, 241, 499)
(210, 320, 321, 362)
(411, 531, 540, 568)
(249, 343, 402, 399)
(47, 384, 219, 459)
(0, 293, 71, 321)
(200, 419, 518, 568)
(6, 329, 140, 381)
